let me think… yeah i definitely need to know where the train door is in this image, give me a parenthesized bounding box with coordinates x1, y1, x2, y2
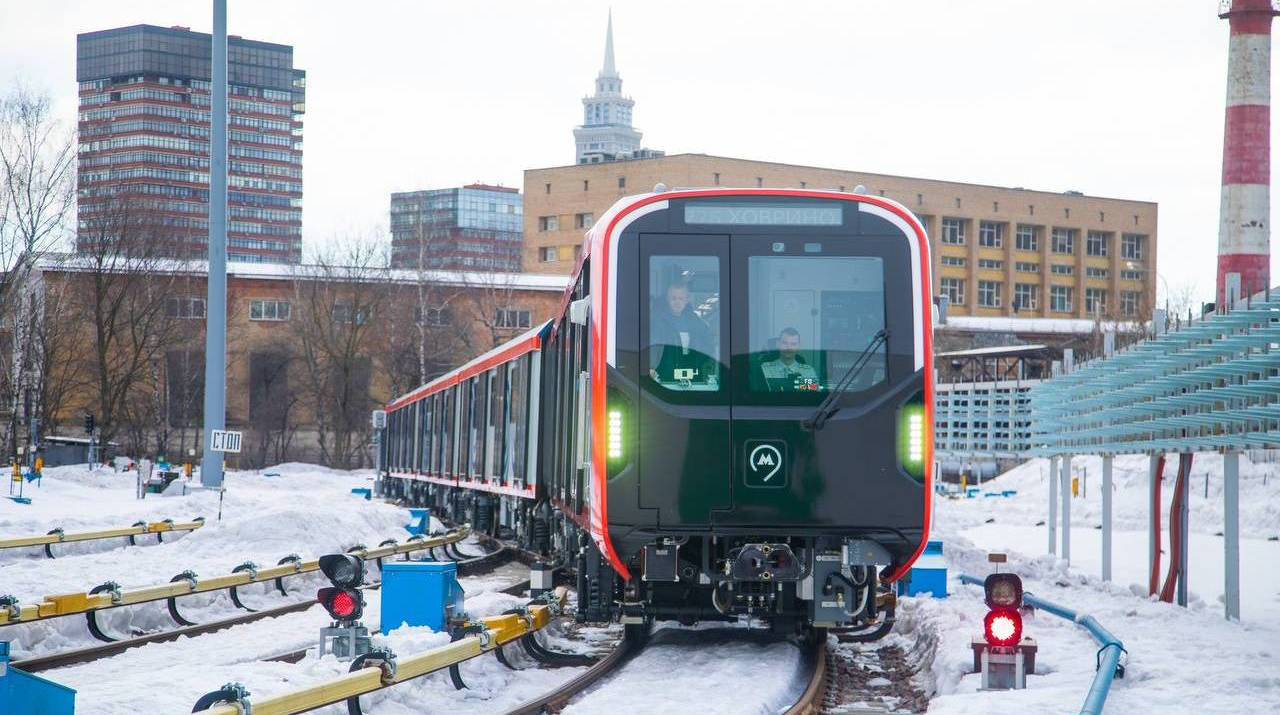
(637, 234, 732, 529)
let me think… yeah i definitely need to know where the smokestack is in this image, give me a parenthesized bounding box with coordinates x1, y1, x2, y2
(1217, 0, 1277, 308)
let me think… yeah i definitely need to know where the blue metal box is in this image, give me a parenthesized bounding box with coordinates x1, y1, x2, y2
(901, 540, 948, 598)
(380, 561, 465, 634)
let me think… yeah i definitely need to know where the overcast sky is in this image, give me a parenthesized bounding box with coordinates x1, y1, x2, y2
(1, 1, 1273, 303)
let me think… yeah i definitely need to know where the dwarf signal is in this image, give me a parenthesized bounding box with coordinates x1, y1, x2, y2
(316, 553, 370, 660)
(970, 555, 1036, 690)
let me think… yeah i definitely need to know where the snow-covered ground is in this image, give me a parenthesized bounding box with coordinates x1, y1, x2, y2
(919, 452, 1280, 714)
(3, 455, 1278, 714)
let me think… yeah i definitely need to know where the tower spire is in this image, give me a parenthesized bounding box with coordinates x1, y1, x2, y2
(602, 9, 617, 78)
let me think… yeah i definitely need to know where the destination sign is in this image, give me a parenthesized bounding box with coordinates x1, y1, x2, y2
(684, 202, 844, 226)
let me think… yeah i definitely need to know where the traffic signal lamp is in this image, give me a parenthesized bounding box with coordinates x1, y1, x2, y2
(982, 572, 1024, 647)
(84, 413, 95, 434)
(317, 553, 365, 623)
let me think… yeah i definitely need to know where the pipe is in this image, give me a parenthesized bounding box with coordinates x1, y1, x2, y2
(960, 574, 1125, 715)
(0, 517, 205, 552)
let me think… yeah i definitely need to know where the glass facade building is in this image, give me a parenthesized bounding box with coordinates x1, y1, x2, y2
(76, 25, 305, 263)
(390, 185, 523, 271)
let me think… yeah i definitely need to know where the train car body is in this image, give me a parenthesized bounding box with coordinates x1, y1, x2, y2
(384, 187, 933, 632)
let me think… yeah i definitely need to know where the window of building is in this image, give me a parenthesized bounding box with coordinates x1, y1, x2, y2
(1121, 233, 1145, 261)
(332, 301, 369, 324)
(755, 177, 763, 188)
(941, 277, 965, 305)
(1086, 267, 1109, 278)
(417, 306, 451, 326)
(941, 256, 965, 267)
(1051, 227, 1075, 254)
(617, 176, 626, 189)
(583, 180, 589, 191)
(1086, 230, 1111, 257)
(575, 212, 594, 229)
(249, 299, 290, 321)
(978, 280, 1002, 308)
(495, 308, 532, 329)
(166, 296, 206, 319)
(1121, 269, 1141, 281)
(540, 246, 557, 262)
(1085, 288, 1108, 315)
(1050, 264, 1074, 276)
(713, 172, 720, 185)
(545, 183, 551, 194)
(1015, 261, 1040, 273)
(978, 258, 1003, 270)
(1014, 283, 1039, 311)
(1015, 224, 1040, 252)
(941, 217, 966, 245)
(978, 221, 1004, 248)
(916, 215, 932, 234)
(1120, 291, 1139, 316)
(538, 215, 558, 231)
(1050, 285, 1073, 313)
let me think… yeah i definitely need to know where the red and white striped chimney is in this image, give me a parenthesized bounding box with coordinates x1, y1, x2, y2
(1217, 0, 1277, 307)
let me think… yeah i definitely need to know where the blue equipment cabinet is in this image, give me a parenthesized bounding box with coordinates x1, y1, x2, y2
(0, 641, 76, 714)
(898, 540, 948, 598)
(380, 562, 465, 634)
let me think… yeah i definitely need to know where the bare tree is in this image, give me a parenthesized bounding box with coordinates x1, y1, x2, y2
(0, 82, 75, 456)
(459, 268, 529, 351)
(69, 196, 187, 450)
(291, 238, 391, 468)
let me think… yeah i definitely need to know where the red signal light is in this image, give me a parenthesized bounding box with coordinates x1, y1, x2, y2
(984, 607, 1022, 647)
(318, 587, 363, 622)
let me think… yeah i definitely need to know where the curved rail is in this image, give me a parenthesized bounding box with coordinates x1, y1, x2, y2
(0, 527, 470, 629)
(191, 588, 569, 715)
(0, 517, 205, 557)
(782, 631, 829, 715)
(495, 630, 642, 715)
(959, 573, 1126, 715)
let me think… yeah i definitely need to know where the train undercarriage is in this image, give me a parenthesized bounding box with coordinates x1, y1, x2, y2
(381, 477, 897, 640)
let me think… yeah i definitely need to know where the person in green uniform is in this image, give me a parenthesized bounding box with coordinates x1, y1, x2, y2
(760, 327, 819, 391)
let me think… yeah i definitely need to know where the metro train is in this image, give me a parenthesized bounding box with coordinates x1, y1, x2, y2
(381, 187, 933, 635)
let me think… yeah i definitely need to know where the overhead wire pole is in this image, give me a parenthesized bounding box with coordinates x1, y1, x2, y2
(201, 0, 228, 488)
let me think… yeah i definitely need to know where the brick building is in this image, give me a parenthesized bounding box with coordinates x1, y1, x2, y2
(523, 154, 1158, 321)
(25, 256, 566, 467)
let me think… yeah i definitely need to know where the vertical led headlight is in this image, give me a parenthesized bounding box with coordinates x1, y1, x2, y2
(606, 387, 631, 476)
(897, 394, 927, 482)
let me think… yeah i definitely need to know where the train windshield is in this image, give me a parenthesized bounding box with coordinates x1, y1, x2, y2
(646, 254, 724, 392)
(739, 240, 886, 402)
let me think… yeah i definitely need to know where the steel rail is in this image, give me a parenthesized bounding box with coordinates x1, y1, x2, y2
(0, 517, 205, 554)
(782, 631, 829, 715)
(494, 629, 641, 715)
(191, 588, 568, 715)
(960, 574, 1126, 715)
(11, 540, 509, 672)
(0, 527, 470, 627)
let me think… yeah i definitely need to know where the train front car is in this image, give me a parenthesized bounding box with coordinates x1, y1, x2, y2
(582, 188, 932, 634)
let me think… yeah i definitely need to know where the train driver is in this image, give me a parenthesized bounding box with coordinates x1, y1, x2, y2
(759, 327, 819, 391)
(649, 279, 715, 384)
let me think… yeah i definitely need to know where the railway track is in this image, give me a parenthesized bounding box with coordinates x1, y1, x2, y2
(11, 541, 516, 673)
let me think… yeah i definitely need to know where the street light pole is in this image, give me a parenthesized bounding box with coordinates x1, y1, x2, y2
(200, 0, 228, 488)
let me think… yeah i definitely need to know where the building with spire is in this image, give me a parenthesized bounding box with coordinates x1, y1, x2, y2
(573, 13, 662, 165)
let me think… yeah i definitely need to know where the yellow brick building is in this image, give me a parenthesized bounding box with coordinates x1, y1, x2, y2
(523, 154, 1158, 320)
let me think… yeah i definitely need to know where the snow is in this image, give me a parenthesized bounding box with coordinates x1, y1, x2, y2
(918, 451, 1280, 714)
(561, 625, 806, 715)
(4, 454, 1279, 714)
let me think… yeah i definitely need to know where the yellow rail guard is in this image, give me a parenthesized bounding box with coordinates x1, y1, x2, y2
(191, 587, 568, 715)
(0, 517, 207, 551)
(0, 527, 471, 626)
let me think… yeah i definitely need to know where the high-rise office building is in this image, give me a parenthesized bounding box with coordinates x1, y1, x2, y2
(77, 24, 305, 263)
(389, 184, 523, 272)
